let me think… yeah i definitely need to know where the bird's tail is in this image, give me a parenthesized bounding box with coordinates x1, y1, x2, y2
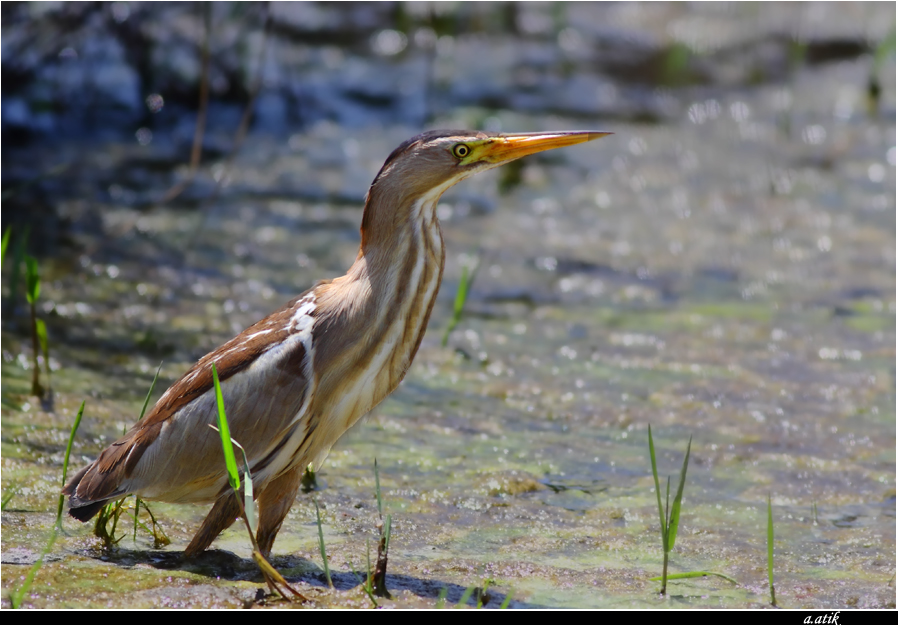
(63, 464, 118, 522)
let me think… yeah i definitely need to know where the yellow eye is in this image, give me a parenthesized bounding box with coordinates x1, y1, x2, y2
(453, 143, 470, 159)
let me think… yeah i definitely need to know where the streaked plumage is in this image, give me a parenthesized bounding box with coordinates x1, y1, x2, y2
(64, 129, 609, 556)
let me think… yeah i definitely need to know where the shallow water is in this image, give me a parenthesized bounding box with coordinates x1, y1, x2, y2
(2, 2, 895, 609)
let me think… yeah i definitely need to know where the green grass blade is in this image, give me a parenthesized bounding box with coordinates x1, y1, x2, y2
(664, 476, 671, 545)
(648, 571, 738, 584)
(35, 318, 49, 364)
(125, 506, 156, 537)
(36, 318, 48, 356)
(36, 318, 51, 396)
(499, 589, 514, 609)
(208, 425, 257, 533)
(24, 255, 40, 305)
(211, 363, 240, 492)
(873, 25, 896, 72)
(366, 536, 372, 590)
(767, 493, 776, 606)
(442, 266, 468, 347)
(453, 263, 472, 318)
(132, 497, 141, 541)
(109, 498, 126, 544)
(348, 560, 378, 607)
(383, 513, 392, 552)
(141, 501, 171, 547)
(9, 528, 58, 608)
(456, 585, 476, 608)
(666, 436, 692, 551)
(647, 425, 667, 545)
(235, 442, 256, 533)
(314, 498, 333, 588)
(1, 227, 10, 267)
(442, 256, 479, 346)
(374, 458, 384, 518)
(435, 586, 448, 608)
(139, 362, 164, 421)
(2, 487, 17, 511)
(56, 401, 85, 528)
(475, 586, 486, 607)
(123, 364, 166, 542)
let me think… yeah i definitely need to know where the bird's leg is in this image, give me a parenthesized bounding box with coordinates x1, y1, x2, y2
(184, 491, 241, 557)
(254, 463, 305, 558)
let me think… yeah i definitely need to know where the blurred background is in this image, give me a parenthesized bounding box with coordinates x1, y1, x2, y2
(1, 2, 895, 609)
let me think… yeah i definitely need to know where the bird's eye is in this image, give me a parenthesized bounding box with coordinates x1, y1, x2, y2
(453, 143, 470, 159)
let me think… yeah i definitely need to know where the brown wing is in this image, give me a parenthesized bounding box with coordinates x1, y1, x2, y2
(65, 289, 317, 514)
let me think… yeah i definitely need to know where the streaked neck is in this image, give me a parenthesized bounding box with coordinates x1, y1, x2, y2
(310, 190, 446, 415)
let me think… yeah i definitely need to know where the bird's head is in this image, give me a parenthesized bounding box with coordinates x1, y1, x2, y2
(361, 129, 611, 249)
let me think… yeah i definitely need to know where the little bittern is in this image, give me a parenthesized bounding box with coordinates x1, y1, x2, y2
(65, 129, 610, 556)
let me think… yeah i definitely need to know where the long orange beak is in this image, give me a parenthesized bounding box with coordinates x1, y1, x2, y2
(479, 131, 612, 164)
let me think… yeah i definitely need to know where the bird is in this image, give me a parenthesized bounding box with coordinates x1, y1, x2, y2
(64, 129, 610, 557)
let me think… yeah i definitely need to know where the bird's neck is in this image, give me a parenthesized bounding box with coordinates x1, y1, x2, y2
(314, 191, 446, 377)
(305, 193, 446, 448)
(354, 187, 447, 309)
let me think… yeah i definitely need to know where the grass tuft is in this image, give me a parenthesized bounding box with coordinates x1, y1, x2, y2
(95, 498, 128, 547)
(648, 425, 692, 595)
(131, 363, 170, 546)
(95, 364, 168, 547)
